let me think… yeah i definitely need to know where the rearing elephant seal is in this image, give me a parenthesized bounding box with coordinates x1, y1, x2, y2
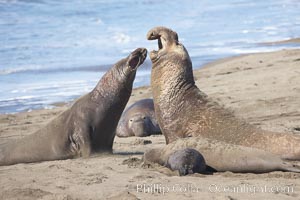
(0, 48, 147, 166)
(116, 99, 161, 137)
(147, 26, 300, 160)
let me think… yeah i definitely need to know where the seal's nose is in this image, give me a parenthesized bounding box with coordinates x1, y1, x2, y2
(147, 31, 159, 40)
(147, 26, 179, 47)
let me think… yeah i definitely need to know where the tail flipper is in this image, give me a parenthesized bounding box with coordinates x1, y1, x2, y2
(281, 162, 300, 173)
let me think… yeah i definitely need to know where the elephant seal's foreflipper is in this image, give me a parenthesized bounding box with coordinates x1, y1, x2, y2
(0, 48, 147, 166)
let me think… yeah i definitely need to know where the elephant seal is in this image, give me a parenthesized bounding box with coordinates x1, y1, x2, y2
(144, 137, 300, 173)
(0, 48, 147, 166)
(116, 98, 161, 137)
(147, 26, 300, 160)
(165, 148, 206, 176)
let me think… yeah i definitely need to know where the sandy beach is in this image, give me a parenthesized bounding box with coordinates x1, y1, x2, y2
(0, 49, 300, 200)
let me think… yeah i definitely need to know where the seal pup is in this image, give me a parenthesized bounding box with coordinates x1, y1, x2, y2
(116, 98, 161, 137)
(143, 137, 300, 173)
(0, 48, 147, 166)
(147, 26, 300, 160)
(165, 148, 206, 176)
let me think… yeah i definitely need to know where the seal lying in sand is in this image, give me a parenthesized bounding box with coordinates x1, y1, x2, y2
(143, 137, 300, 173)
(0, 48, 147, 166)
(116, 99, 161, 137)
(147, 26, 300, 160)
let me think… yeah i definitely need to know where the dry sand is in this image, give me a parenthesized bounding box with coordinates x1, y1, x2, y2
(0, 49, 300, 200)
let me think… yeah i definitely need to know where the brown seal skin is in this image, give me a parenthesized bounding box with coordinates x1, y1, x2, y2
(116, 98, 161, 137)
(143, 137, 300, 173)
(0, 48, 147, 166)
(147, 26, 300, 160)
(165, 148, 207, 176)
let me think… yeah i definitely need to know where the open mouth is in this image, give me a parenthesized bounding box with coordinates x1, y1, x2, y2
(129, 56, 141, 70)
(146, 27, 180, 61)
(128, 48, 147, 70)
(150, 39, 162, 56)
(147, 33, 163, 54)
(158, 37, 163, 50)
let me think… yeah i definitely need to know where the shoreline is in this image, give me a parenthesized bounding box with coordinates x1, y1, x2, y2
(260, 37, 300, 46)
(1, 36, 300, 115)
(0, 49, 300, 199)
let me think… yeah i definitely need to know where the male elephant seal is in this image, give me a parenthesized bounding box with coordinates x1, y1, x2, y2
(0, 48, 147, 166)
(147, 26, 300, 160)
(116, 98, 161, 137)
(165, 148, 206, 176)
(143, 137, 300, 173)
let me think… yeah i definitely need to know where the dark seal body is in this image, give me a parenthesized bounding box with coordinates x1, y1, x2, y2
(0, 48, 147, 166)
(116, 98, 161, 137)
(147, 26, 300, 160)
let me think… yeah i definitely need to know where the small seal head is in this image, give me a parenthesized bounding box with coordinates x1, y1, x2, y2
(128, 114, 153, 137)
(116, 99, 161, 137)
(166, 148, 206, 176)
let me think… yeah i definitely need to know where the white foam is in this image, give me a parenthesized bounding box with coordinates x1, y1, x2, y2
(112, 32, 131, 44)
(0, 65, 43, 75)
(267, 31, 278, 36)
(11, 90, 19, 93)
(262, 26, 278, 30)
(7, 95, 36, 101)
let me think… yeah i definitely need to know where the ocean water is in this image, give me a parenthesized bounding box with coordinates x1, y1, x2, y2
(0, 0, 300, 114)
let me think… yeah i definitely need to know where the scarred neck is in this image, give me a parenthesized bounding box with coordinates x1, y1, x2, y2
(151, 55, 195, 105)
(151, 54, 197, 144)
(90, 62, 135, 104)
